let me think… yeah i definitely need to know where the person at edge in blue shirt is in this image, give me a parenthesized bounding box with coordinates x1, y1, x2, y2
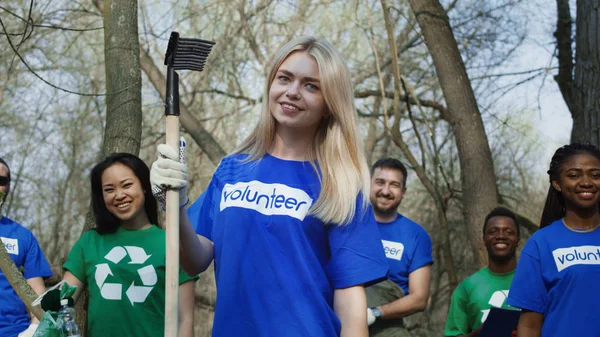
(365, 158, 433, 336)
(0, 158, 52, 337)
(150, 36, 389, 337)
(507, 143, 600, 336)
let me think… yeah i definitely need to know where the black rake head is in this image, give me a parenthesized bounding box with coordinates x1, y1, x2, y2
(164, 31, 215, 72)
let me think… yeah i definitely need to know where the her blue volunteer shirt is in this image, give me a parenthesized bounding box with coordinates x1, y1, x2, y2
(507, 219, 600, 336)
(188, 154, 388, 337)
(377, 215, 433, 294)
(0, 216, 52, 337)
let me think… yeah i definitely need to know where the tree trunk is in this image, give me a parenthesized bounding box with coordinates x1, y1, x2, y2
(407, 0, 501, 268)
(101, 0, 143, 157)
(556, 0, 600, 144)
(571, 0, 600, 144)
(73, 0, 144, 334)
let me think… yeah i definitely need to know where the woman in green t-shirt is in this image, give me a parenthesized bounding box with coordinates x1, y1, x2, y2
(62, 153, 197, 337)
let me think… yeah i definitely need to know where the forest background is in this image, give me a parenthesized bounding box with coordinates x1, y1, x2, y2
(1, 0, 596, 335)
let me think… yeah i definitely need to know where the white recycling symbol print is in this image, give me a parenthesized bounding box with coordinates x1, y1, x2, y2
(94, 246, 157, 305)
(481, 290, 510, 323)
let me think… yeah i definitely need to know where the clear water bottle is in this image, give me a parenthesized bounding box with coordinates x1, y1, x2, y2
(57, 299, 80, 337)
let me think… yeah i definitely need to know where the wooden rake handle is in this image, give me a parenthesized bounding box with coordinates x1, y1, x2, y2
(164, 115, 180, 337)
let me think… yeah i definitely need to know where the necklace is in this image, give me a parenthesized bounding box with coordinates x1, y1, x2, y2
(561, 218, 600, 233)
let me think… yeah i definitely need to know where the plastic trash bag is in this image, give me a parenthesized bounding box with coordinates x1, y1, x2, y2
(31, 281, 78, 337)
(32, 311, 63, 337)
(365, 279, 411, 337)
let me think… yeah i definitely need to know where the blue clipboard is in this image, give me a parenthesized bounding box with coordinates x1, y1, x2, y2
(480, 307, 520, 337)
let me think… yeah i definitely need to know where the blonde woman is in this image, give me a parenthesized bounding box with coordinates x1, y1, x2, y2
(151, 37, 388, 337)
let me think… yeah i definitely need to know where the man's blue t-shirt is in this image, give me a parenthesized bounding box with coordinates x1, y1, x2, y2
(507, 219, 600, 336)
(377, 215, 433, 294)
(0, 216, 52, 337)
(187, 154, 389, 337)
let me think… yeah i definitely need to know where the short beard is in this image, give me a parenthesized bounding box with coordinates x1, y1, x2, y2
(372, 203, 400, 218)
(488, 251, 516, 264)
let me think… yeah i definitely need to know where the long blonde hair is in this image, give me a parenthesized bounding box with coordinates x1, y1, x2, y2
(234, 37, 370, 225)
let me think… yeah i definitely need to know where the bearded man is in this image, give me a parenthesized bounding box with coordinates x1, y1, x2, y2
(366, 158, 433, 337)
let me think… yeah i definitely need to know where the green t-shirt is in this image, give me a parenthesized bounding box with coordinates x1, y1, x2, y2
(444, 266, 516, 336)
(64, 225, 196, 337)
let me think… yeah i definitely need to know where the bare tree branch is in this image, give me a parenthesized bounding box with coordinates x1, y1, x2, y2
(355, 90, 447, 118)
(0, 5, 103, 32)
(193, 89, 258, 105)
(237, 1, 266, 68)
(471, 66, 557, 80)
(0, 16, 129, 97)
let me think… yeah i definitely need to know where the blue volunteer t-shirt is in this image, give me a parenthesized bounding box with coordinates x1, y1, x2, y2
(507, 219, 600, 336)
(187, 153, 388, 337)
(377, 214, 433, 294)
(0, 216, 52, 337)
